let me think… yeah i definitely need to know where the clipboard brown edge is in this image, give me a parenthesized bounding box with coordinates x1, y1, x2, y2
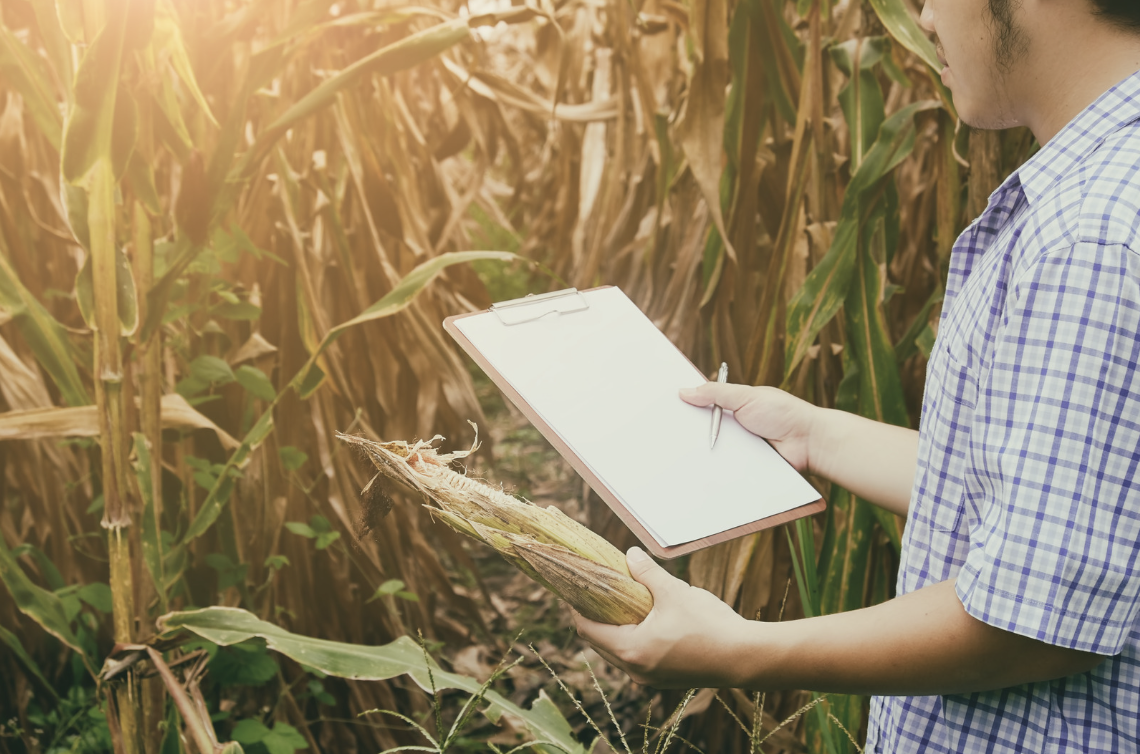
(442, 288, 826, 560)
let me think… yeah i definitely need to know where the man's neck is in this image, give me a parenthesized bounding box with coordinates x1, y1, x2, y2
(1014, 15, 1140, 144)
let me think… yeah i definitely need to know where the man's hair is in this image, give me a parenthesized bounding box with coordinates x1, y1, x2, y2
(1090, 0, 1140, 32)
(986, 0, 1140, 72)
(986, 0, 1029, 71)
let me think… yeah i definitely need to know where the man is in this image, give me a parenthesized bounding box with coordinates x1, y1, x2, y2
(573, 0, 1140, 750)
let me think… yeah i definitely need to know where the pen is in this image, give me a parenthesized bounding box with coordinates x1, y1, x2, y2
(709, 362, 728, 449)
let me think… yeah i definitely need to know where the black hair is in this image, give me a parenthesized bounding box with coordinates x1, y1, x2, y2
(1090, 0, 1140, 32)
(986, 0, 1029, 71)
(986, 0, 1140, 73)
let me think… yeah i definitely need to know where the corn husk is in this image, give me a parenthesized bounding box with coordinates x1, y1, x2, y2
(337, 429, 652, 625)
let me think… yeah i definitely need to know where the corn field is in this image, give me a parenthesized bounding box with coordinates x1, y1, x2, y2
(0, 0, 1035, 751)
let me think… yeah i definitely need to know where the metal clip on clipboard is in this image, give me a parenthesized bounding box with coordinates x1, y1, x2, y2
(490, 288, 590, 326)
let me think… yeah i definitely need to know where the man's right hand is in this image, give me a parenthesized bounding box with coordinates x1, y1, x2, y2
(679, 383, 818, 473)
(680, 382, 919, 517)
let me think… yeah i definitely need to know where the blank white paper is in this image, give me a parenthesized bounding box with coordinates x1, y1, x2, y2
(454, 287, 821, 547)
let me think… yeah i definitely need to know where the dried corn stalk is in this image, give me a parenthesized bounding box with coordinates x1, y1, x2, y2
(338, 430, 652, 625)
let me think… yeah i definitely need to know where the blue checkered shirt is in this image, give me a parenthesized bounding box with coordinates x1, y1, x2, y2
(866, 71, 1140, 752)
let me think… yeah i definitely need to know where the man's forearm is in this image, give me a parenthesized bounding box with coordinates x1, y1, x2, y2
(726, 580, 1104, 695)
(808, 408, 919, 517)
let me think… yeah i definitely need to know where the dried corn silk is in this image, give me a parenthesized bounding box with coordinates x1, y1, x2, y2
(338, 430, 652, 625)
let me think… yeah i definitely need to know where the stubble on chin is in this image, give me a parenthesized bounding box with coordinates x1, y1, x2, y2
(949, 7, 1027, 132)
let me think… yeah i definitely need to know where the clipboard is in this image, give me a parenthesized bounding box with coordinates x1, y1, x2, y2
(444, 286, 825, 559)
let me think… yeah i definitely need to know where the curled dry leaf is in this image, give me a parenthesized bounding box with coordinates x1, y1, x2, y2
(337, 430, 652, 625)
(0, 393, 239, 449)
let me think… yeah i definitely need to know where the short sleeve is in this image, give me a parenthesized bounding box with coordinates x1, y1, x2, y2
(956, 241, 1140, 655)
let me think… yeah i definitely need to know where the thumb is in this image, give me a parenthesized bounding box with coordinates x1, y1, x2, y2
(625, 547, 682, 598)
(678, 382, 756, 411)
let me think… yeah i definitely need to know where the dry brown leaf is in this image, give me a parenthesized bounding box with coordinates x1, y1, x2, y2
(0, 394, 238, 449)
(230, 332, 279, 365)
(676, 0, 736, 264)
(0, 333, 53, 411)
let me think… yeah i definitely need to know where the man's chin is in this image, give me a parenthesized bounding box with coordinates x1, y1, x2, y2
(954, 100, 1022, 133)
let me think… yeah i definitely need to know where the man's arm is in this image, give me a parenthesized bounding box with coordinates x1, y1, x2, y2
(574, 549, 1106, 693)
(681, 384, 917, 517)
(805, 407, 917, 518)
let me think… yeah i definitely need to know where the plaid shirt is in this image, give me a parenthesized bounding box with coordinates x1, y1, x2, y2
(866, 71, 1140, 752)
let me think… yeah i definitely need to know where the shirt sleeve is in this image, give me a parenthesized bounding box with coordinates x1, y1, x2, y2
(955, 241, 1140, 655)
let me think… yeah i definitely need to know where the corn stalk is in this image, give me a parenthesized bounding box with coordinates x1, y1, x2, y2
(0, 0, 1043, 750)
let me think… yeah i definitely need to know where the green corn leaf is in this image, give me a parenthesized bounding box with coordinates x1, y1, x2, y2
(293, 250, 522, 398)
(784, 100, 939, 379)
(866, 0, 939, 72)
(754, 0, 800, 124)
(0, 534, 92, 673)
(0, 623, 59, 700)
(139, 236, 198, 343)
(204, 45, 282, 216)
(126, 149, 162, 215)
(818, 486, 877, 613)
(150, 76, 194, 160)
(75, 245, 140, 336)
(0, 238, 90, 406)
(0, 23, 62, 150)
(830, 37, 888, 172)
(846, 221, 909, 429)
(894, 285, 944, 364)
(236, 17, 471, 184)
(10, 544, 65, 592)
(168, 409, 274, 563)
(159, 607, 585, 754)
(817, 348, 879, 616)
(61, 181, 90, 250)
(153, 1, 219, 127)
(55, 0, 86, 44)
(60, 3, 131, 185)
(845, 218, 907, 551)
(110, 86, 138, 180)
(916, 325, 937, 358)
(28, 0, 73, 94)
(132, 433, 167, 608)
(789, 518, 821, 619)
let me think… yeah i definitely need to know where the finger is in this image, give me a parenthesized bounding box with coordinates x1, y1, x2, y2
(626, 547, 684, 598)
(572, 609, 635, 646)
(678, 382, 758, 411)
(588, 645, 627, 673)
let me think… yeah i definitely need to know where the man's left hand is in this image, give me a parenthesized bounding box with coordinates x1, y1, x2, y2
(571, 547, 752, 689)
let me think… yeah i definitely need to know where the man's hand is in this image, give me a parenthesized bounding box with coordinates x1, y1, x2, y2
(679, 384, 817, 472)
(682, 382, 919, 517)
(574, 553, 1106, 694)
(571, 547, 750, 689)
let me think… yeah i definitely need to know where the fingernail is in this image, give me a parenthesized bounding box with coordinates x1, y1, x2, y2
(627, 546, 649, 564)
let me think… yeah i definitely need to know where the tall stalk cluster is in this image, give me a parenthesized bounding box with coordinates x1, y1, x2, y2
(0, 0, 1034, 751)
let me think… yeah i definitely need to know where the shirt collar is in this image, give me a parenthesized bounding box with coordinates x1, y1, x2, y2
(1016, 69, 1140, 206)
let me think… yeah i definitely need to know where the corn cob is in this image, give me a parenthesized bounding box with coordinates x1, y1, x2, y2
(337, 430, 652, 625)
